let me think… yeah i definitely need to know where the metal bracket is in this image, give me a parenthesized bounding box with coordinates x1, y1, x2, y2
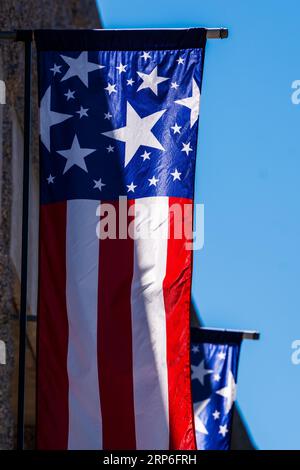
(0, 340, 6, 365)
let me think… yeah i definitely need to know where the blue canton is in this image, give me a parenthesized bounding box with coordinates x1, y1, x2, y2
(39, 48, 204, 204)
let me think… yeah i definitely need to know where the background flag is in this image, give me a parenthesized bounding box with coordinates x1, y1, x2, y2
(35, 29, 206, 450)
(191, 327, 242, 450)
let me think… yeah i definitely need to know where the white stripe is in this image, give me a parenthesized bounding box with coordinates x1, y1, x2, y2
(131, 197, 170, 450)
(66, 199, 102, 449)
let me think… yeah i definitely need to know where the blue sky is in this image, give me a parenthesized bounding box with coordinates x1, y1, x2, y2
(97, 0, 300, 449)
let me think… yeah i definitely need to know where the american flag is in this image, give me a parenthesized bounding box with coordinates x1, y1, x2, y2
(35, 29, 206, 450)
(191, 327, 242, 450)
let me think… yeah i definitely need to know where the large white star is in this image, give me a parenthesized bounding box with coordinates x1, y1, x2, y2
(137, 66, 169, 95)
(175, 78, 200, 128)
(102, 102, 165, 167)
(191, 360, 213, 386)
(57, 134, 96, 174)
(194, 399, 210, 435)
(216, 370, 237, 414)
(60, 52, 104, 87)
(40, 86, 72, 152)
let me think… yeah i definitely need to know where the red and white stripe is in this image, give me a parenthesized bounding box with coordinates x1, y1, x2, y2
(37, 197, 195, 450)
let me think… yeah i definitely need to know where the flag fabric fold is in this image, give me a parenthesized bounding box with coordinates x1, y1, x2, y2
(35, 28, 206, 450)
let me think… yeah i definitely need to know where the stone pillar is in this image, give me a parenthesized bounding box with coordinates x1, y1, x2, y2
(0, 108, 14, 449)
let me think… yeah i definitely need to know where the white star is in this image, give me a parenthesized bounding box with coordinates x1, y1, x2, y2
(127, 182, 137, 192)
(148, 176, 159, 187)
(191, 360, 213, 386)
(50, 64, 61, 75)
(102, 102, 165, 167)
(127, 78, 135, 86)
(216, 371, 237, 414)
(141, 150, 151, 161)
(106, 145, 114, 153)
(105, 83, 117, 95)
(40, 86, 72, 152)
(171, 81, 179, 89)
(177, 57, 185, 65)
(93, 178, 106, 191)
(116, 63, 127, 74)
(57, 134, 96, 174)
(213, 373, 221, 382)
(194, 399, 210, 435)
(64, 89, 75, 101)
(182, 142, 193, 156)
(171, 123, 181, 134)
(137, 66, 169, 95)
(47, 174, 55, 184)
(213, 410, 220, 420)
(141, 51, 151, 60)
(192, 345, 199, 354)
(171, 169, 181, 181)
(60, 52, 104, 87)
(219, 424, 229, 437)
(76, 106, 89, 118)
(175, 78, 200, 128)
(218, 351, 226, 360)
(104, 112, 112, 120)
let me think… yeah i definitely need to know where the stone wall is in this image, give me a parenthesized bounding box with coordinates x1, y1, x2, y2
(0, 0, 100, 449)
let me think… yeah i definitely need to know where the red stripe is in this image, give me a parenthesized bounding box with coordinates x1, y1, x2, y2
(97, 200, 136, 449)
(163, 197, 196, 450)
(37, 202, 69, 449)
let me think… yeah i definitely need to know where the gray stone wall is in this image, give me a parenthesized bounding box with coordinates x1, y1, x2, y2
(0, 0, 100, 449)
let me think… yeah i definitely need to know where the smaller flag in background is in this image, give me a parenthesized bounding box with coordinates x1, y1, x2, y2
(191, 327, 242, 450)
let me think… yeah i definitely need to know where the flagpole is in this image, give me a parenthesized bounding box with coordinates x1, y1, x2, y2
(0, 28, 33, 450)
(0, 28, 229, 41)
(197, 327, 260, 340)
(206, 28, 228, 39)
(16, 30, 33, 451)
(0, 29, 33, 450)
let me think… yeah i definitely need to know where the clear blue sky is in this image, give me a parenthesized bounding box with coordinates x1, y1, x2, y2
(97, 0, 300, 450)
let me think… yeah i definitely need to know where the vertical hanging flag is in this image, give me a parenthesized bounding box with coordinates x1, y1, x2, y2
(35, 29, 206, 450)
(191, 327, 242, 450)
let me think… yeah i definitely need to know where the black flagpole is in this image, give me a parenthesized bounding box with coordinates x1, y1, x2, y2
(0, 28, 33, 450)
(15, 30, 33, 450)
